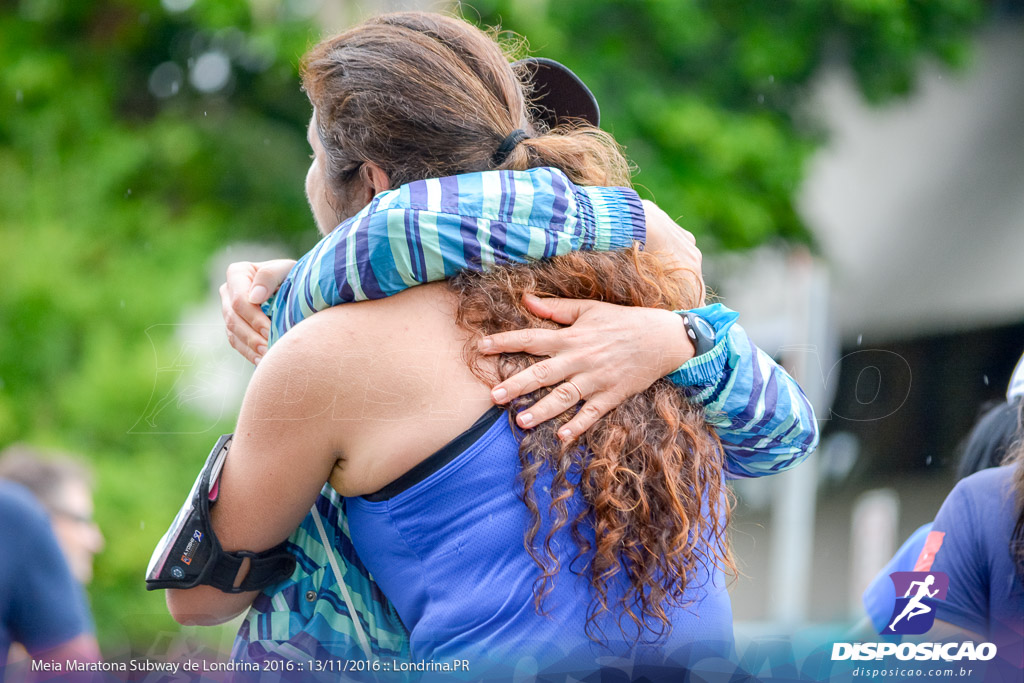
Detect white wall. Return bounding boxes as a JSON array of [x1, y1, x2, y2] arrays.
[[798, 23, 1024, 344]]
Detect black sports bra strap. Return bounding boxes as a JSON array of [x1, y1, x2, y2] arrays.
[[363, 406, 505, 502]]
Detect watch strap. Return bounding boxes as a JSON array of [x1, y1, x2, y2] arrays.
[[666, 304, 740, 388]]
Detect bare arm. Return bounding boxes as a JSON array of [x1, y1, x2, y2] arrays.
[[168, 287, 489, 625], [166, 318, 344, 625]]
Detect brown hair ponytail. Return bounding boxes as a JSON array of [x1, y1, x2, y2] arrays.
[[493, 124, 632, 187], [302, 12, 631, 195]]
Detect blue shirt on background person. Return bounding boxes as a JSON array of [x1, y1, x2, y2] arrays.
[[930, 466, 1024, 675], [861, 397, 1021, 638], [0, 481, 94, 671]]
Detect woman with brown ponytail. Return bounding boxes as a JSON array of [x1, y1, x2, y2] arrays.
[[165, 11, 819, 675]]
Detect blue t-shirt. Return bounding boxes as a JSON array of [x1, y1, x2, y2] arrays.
[[862, 523, 933, 634], [345, 413, 733, 677], [930, 466, 1024, 671], [0, 482, 91, 669]]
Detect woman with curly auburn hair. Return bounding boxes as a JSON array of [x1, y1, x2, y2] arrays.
[[446, 248, 733, 647], [338, 247, 735, 668]]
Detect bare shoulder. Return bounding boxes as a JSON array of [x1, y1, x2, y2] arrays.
[[274, 283, 461, 355], [251, 284, 483, 423]]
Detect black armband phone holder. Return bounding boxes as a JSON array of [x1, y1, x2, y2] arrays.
[[145, 434, 296, 592]]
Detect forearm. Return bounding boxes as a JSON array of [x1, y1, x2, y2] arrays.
[[266, 168, 645, 345], [166, 586, 257, 626], [668, 306, 819, 478]]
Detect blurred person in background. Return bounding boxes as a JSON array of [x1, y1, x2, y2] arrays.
[[859, 396, 1022, 635], [1008, 349, 1024, 403], [0, 446, 105, 586], [923, 397, 1024, 679], [0, 446, 102, 673]]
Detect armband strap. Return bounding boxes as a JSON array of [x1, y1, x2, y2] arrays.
[[145, 434, 296, 592]]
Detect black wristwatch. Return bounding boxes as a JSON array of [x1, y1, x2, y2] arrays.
[[678, 311, 716, 357]]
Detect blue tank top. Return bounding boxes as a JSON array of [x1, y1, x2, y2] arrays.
[[345, 411, 734, 675]]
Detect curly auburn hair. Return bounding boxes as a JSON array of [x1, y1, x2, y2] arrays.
[[449, 246, 735, 643]]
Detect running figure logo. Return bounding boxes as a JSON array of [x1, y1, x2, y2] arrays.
[[882, 571, 949, 635]]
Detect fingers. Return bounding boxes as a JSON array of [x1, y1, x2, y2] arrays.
[[220, 259, 296, 365], [477, 297, 597, 355], [641, 200, 706, 304], [222, 262, 273, 365], [520, 294, 594, 325], [477, 326, 565, 357], [515, 377, 586, 430], [513, 380, 618, 443], [220, 282, 267, 365], [249, 259, 296, 304], [642, 199, 696, 243], [491, 356, 573, 404], [556, 394, 618, 441]]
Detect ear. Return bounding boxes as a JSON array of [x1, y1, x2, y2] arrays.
[[361, 162, 391, 196]]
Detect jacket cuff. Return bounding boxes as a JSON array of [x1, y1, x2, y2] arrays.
[[666, 303, 740, 387], [576, 185, 646, 251]]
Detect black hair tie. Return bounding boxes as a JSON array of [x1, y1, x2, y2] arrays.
[[492, 129, 528, 165]]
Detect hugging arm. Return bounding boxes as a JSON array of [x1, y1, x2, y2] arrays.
[[220, 172, 817, 474], [220, 168, 642, 361], [480, 202, 819, 476], [165, 325, 343, 625]]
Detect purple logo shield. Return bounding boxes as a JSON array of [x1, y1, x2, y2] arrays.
[[881, 571, 949, 635]]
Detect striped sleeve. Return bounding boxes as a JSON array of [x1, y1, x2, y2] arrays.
[[266, 168, 644, 345], [668, 304, 819, 478]]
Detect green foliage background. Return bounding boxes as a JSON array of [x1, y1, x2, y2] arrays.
[[1, 0, 318, 653], [1, 0, 984, 654], [472, 0, 982, 249]]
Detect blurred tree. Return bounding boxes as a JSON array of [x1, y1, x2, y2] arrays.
[[470, 0, 984, 249], [0, 0, 318, 652]]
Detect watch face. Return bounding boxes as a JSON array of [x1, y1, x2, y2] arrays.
[[693, 316, 715, 341], [683, 313, 716, 357]]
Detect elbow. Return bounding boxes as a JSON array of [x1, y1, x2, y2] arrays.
[[802, 406, 821, 457], [165, 589, 220, 626], [794, 415, 821, 462], [166, 587, 249, 627], [723, 421, 820, 479], [788, 391, 821, 464], [782, 417, 821, 471]]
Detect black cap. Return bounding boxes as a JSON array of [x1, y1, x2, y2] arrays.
[[513, 57, 601, 129]]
